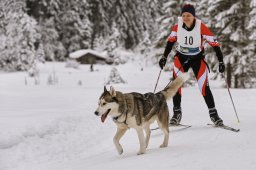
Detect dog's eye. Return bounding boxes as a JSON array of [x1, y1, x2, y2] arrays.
[[102, 102, 107, 106]]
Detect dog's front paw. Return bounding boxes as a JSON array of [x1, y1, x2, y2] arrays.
[[160, 143, 168, 148], [137, 150, 145, 155], [117, 148, 123, 155], [114, 142, 124, 155]]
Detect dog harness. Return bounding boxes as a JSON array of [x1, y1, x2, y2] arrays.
[[112, 111, 128, 125], [112, 95, 131, 125]]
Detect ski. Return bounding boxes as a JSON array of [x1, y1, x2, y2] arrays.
[[207, 123, 240, 132], [151, 123, 191, 131]]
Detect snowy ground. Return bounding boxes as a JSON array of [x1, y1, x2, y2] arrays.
[[0, 62, 255, 170]]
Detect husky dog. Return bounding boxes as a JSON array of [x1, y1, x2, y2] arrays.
[[94, 73, 188, 155]]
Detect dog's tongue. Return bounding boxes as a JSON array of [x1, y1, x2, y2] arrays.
[[101, 113, 107, 123]]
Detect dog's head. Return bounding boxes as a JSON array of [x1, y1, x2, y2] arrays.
[[95, 86, 120, 123]]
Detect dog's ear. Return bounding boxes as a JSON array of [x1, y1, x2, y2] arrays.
[[109, 86, 116, 97], [104, 86, 107, 92]]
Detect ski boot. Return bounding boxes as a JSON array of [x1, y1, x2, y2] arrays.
[[209, 108, 223, 126], [170, 107, 182, 125]]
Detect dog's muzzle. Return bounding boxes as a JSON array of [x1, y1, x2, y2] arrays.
[[94, 109, 111, 123]]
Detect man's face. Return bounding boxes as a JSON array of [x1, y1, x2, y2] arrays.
[[182, 12, 195, 28]]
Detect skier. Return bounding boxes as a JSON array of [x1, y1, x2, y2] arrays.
[[159, 4, 225, 126]]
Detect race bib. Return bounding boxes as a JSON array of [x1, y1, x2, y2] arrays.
[[177, 17, 201, 49]]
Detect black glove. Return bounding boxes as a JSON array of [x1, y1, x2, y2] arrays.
[[159, 57, 167, 69], [219, 62, 225, 73]]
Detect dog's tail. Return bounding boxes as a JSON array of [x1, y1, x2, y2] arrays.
[[161, 73, 189, 100]]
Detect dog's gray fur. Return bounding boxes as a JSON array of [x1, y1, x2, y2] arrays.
[[95, 73, 188, 155]]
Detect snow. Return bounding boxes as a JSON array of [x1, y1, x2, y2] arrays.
[[252, 0, 256, 7], [69, 49, 107, 59], [0, 62, 256, 170]]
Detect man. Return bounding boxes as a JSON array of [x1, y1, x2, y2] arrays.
[[159, 4, 225, 126]]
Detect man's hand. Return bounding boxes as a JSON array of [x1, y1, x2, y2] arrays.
[[219, 62, 225, 73], [159, 57, 167, 69]]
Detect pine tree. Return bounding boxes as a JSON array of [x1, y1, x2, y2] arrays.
[[26, 0, 64, 61], [248, 0, 256, 41], [26, 0, 92, 60], [108, 0, 159, 49], [106, 67, 126, 85], [0, 0, 40, 71], [39, 17, 64, 61], [23, 0, 161, 60], [87, 0, 112, 49], [207, 0, 252, 88], [155, 0, 183, 47], [247, 0, 256, 87], [57, 0, 92, 53]]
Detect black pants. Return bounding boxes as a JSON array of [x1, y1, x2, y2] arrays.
[[172, 53, 215, 109]]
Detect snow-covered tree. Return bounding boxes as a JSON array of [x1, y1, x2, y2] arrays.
[[247, 0, 256, 87], [108, 0, 159, 49], [57, 0, 92, 53], [24, 0, 161, 60], [26, 0, 63, 61], [87, 0, 112, 49], [105, 67, 126, 85], [0, 0, 40, 71], [37, 18, 64, 61], [207, 0, 253, 88], [26, 0, 92, 60], [155, 0, 183, 47]]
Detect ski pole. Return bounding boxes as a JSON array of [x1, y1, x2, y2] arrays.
[[153, 70, 162, 93], [224, 75, 240, 123]]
